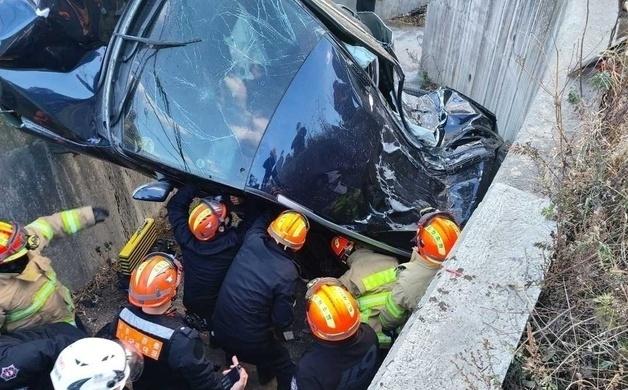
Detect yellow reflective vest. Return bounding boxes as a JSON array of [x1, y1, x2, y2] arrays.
[[0, 207, 96, 333], [340, 248, 442, 348]]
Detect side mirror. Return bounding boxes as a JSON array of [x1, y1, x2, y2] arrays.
[[132, 180, 174, 202]]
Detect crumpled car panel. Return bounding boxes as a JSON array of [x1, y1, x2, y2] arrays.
[[0, 0, 123, 71], [247, 37, 504, 243]]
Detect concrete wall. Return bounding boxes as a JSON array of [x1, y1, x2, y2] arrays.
[[371, 0, 619, 388], [335, 0, 428, 20], [421, 0, 567, 142], [0, 121, 158, 290]]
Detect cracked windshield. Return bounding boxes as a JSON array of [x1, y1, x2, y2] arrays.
[[121, 0, 324, 187]]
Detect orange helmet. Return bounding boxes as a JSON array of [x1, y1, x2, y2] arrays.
[[267, 210, 309, 251], [0, 220, 38, 264], [305, 278, 360, 342], [188, 199, 228, 241], [330, 236, 355, 263], [415, 208, 460, 262], [129, 253, 181, 308]]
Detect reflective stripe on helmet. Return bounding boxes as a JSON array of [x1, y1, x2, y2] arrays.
[[267, 211, 309, 250], [60, 210, 81, 234], [119, 307, 175, 340], [128, 288, 177, 304], [6, 272, 58, 324], [27, 219, 55, 241], [361, 268, 397, 292], [357, 291, 390, 310], [310, 293, 337, 329], [425, 225, 446, 256], [2, 247, 28, 263]]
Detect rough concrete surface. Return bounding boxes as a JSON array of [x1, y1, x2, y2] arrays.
[[0, 121, 159, 290], [421, 0, 567, 142], [371, 184, 553, 389], [371, 0, 619, 388]]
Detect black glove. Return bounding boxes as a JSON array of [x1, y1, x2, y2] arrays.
[[93, 207, 110, 223]]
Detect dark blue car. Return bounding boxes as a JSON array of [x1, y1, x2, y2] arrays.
[[0, 0, 504, 257]]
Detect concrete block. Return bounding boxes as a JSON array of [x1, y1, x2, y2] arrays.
[[0, 127, 159, 290], [372, 0, 619, 388], [370, 183, 554, 389]]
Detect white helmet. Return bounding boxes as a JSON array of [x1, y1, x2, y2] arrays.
[[50, 338, 143, 390]]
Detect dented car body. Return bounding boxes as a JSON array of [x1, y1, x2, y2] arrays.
[[0, 0, 504, 257]]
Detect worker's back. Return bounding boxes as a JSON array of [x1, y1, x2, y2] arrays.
[[212, 215, 299, 345], [104, 306, 222, 390], [294, 323, 379, 390]]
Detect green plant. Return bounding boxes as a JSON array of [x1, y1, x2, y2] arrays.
[[591, 71, 613, 90], [567, 89, 581, 104]]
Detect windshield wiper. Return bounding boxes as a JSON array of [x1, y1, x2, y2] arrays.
[[109, 34, 201, 126], [114, 34, 202, 49]]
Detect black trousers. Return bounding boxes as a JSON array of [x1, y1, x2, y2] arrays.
[[222, 339, 295, 390]]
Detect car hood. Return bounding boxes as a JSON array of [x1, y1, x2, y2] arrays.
[[247, 37, 504, 243]]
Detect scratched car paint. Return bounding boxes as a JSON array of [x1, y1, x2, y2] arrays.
[[0, 0, 505, 256]]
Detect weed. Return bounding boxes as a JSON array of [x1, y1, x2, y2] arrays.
[[591, 71, 613, 90], [567, 89, 581, 105], [505, 47, 628, 390]]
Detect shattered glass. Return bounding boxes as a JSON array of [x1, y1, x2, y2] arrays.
[[117, 0, 325, 187]]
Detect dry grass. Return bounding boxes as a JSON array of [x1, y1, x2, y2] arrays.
[[391, 6, 427, 27], [505, 50, 628, 389]]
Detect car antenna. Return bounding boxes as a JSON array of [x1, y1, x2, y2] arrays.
[[114, 34, 202, 49]]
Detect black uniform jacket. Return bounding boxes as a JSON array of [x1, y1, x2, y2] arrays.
[[167, 185, 247, 318], [100, 306, 223, 390], [212, 213, 299, 346], [0, 322, 86, 390], [294, 324, 379, 390]]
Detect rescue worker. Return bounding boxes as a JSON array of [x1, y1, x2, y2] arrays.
[[334, 208, 461, 347], [212, 210, 310, 390], [0, 322, 87, 390], [292, 278, 379, 390], [0, 206, 108, 333], [50, 337, 143, 390], [167, 184, 248, 330], [99, 252, 248, 390]]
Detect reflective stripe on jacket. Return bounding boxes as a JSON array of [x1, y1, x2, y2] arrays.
[[345, 248, 443, 347], [0, 207, 95, 333], [338, 248, 398, 296], [108, 306, 223, 390]]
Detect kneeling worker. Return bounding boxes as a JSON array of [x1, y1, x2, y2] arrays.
[[0, 206, 108, 333], [293, 278, 379, 390], [100, 252, 248, 390], [333, 208, 461, 347]]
